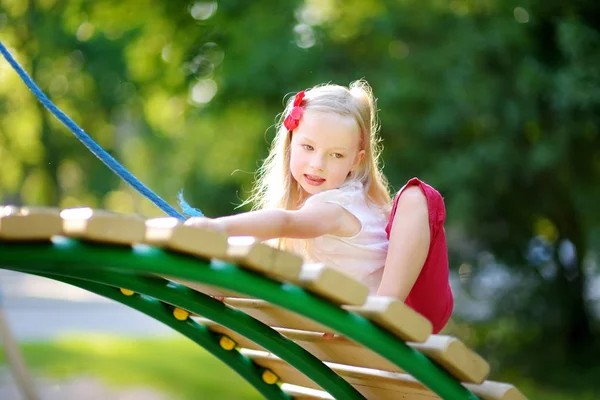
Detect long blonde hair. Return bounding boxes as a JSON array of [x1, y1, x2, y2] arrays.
[[244, 79, 391, 216]]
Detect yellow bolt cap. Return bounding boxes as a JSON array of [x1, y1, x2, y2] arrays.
[[173, 308, 189, 321], [219, 336, 236, 351], [120, 288, 134, 296], [262, 369, 278, 385]]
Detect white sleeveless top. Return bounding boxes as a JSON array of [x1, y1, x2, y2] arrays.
[[288, 181, 389, 294]]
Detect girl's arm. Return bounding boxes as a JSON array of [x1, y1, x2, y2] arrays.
[[377, 186, 430, 300], [185, 202, 358, 241]]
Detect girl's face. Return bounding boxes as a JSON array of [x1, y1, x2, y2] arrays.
[[290, 110, 365, 197]]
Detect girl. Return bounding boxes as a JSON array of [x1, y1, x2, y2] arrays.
[[185, 80, 453, 333]]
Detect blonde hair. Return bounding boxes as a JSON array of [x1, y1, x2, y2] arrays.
[[244, 79, 391, 220]]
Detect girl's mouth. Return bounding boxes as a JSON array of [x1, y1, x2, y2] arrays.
[[304, 174, 326, 186]]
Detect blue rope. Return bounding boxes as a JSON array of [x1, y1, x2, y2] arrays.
[[177, 191, 204, 217], [0, 41, 203, 219]]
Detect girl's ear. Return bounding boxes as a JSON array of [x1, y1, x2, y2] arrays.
[[353, 150, 366, 170]]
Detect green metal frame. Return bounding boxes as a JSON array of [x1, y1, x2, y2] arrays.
[[0, 238, 479, 400], [29, 271, 291, 400], [6, 267, 365, 399]]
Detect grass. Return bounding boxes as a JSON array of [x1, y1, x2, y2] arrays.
[[2, 335, 598, 400], [0, 334, 262, 399]]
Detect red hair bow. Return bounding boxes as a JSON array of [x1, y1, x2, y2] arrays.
[[283, 91, 305, 131]]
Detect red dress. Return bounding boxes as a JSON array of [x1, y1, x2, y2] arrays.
[[385, 178, 454, 333]]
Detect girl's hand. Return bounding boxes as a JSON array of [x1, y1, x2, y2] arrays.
[[184, 217, 225, 233]]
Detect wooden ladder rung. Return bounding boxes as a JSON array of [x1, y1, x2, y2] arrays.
[[223, 297, 331, 333], [195, 317, 401, 373], [289, 263, 369, 306], [146, 223, 367, 306], [226, 236, 303, 281], [146, 218, 245, 297], [280, 384, 334, 400], [409, 335, 489, 384], [240, 349, 436, 399], [225, 238, 370, 306], [463, 381, 528, 400], [195, 318, 487, 384], [60, 207, 145, 245], [0, 206, 62, 241], [169, 278, 248, 299], [145, 217, 229, 260], [344, 296, 432, 343], [241, 349, 526, 400]]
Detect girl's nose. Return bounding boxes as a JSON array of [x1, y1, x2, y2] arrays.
[[310, 154, 326, 170]]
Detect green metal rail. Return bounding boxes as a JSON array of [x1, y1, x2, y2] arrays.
[[24, 271, 291, 400], [0, 238, 479, 400], [6, 266, 365, 400]]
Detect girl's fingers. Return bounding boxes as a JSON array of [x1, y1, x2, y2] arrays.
[[184, 217, 208, 226]]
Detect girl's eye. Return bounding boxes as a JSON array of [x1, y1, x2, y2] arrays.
[[303, 145, 314, 151], [332, 153, 343, 159]]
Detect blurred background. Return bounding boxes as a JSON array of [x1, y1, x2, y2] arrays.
[[0, 0, 599, 399]]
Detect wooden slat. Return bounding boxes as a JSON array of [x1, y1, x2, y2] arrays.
[[195, 318, 487, 384], [410, 335, 489, 384], [60, 207, 145, 245], [145, 217, 241, 298], [464, 381, 527, 400], [226, 236, 303, 281], [148, 229, 367, 305], [0, 206, 62, 241], [280, 384, 334, 400], [280, 382, 526, 400], [281, 381, 525, 400], [242, 350, 526, 400], [344, 296, 432, 343], [145, 218, 248, 298], [169, 278, 248, 299], [194, 317, 401, 373], [222, 298, 331, 333], [290, 263, 368, 306], [240, 349, 438, 399], [145, 217, 229, 260]]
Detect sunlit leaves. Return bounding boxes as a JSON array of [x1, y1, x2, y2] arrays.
[[21, 168, 52, 204], [143, 91, 186, 135], [0, 147, 22, 191], [2, 0, 29, 17], [2, 105, 43, 164]]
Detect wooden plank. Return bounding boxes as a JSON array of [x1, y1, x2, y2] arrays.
[[0, 206, 62, 241], [145, 218, 249, 298], [344, 296, 432, 343], [463, 381, 527, 400], [410, 335, 489, 384], [290, 263, 368, 306], [242, 350, 526, 400], [195, 317, 401, 373], [60, 207, 145, 245], [145, 217, 229, 260], [226, 236, 303, 281], [239, 349, 438, 400], [194, 318, 486, 385], [223, 298, 331, 333], [280, 384, 334, 400], [167, 278, 248, 299], [282, 381, 527, 400], [155, 232, 366, 306]]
